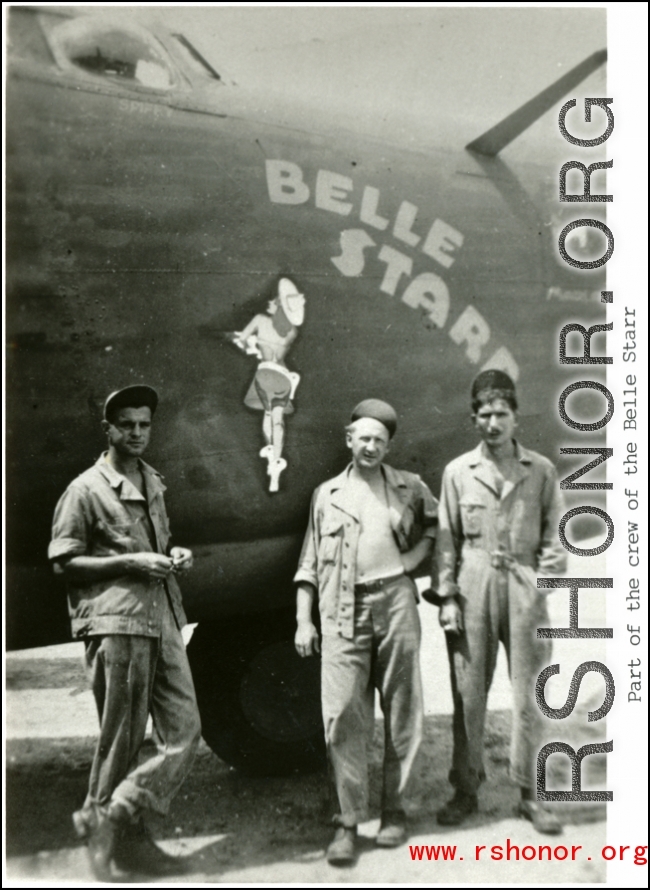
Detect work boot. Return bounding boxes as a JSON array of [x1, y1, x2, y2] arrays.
[[72, 807, 96, 840], [517, 800, 563, 835], [114, 818, 191, 876], [436, 791, 478, 826], [86, 809, 123, 882], [326, 826, 357, 866], [376, 809, 407, 847]]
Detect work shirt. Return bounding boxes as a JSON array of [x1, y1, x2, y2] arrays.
[[48, 454, 187, 638], [294, 463, 438, 639], [436, 441, 566, 601]]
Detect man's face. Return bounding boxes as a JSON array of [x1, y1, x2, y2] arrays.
[[473, 397, 517, 448], [346, 417, 390, 469], [104, 406, 152, 459]]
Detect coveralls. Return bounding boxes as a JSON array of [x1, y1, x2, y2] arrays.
[[49, 454, 201, 827], [295, 463, 438, 825], [436, 441, 566, 793]]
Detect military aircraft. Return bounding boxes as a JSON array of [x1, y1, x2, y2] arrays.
[[6, 6, 608, 775]]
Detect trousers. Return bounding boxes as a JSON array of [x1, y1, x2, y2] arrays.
[[80, 595, 202, 824], [446, 561, 552, 793], [321, 575, 423, 826]]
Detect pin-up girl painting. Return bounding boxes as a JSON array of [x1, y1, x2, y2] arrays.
[[232, 278, 305, 492]]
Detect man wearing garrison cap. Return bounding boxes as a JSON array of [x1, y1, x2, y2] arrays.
[[435, 370, 566, 834], [294, 399, 438, 864], [49, 385, 201, 879]]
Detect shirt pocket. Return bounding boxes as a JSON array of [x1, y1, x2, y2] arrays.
[[318, 520, 344, 565], [94, 518, 136, 553], [459, 496, 487, 538]]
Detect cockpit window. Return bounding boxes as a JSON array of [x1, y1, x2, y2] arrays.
[[48, 17, 176, 90]]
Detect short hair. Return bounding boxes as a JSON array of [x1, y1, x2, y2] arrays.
[[105, 401, 153, 425], [472, 387, 518, 414], [344, 419, 390, 439], [470, 370, 517, 414]]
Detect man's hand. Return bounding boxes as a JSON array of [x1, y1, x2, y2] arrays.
[[130, 553, 174, 581], [170, 546, 194, 574], [439, 598, 463, 634], [295, 621, 320, 657], [400, 537, 433, 575]]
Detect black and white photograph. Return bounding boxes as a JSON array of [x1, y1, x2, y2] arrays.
[[4, 3, 647, 885]]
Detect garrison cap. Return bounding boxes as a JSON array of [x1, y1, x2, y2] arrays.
[[350, 399, 398, 438], [471, 370, 516, 399], [103, 385, 158, 421]]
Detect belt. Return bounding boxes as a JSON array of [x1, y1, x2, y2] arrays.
[[489, 550, 534, 571], [354, 571, 405, 594], [490, 550, 516, 570]]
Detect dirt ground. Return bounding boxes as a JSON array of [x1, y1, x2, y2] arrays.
[[5, 575, 609, 883], [6, 693, 606, 883]]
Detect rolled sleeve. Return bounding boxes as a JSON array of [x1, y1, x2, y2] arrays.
[[48, 484, 89, 562], [293, 493, 319, 589], [419, 478, 439, 540]]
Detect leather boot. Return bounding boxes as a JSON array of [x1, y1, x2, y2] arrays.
[[326, 826, 357, 866], [517, 800, 563, 835], [86, 810, 122, 882], [437, 791, 478, 826], [376, 810, 407, 847]]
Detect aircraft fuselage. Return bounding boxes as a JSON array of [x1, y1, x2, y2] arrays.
[[6, 13, 605, 649]]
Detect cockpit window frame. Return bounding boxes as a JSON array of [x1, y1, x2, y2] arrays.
[[171, 33, 221, 82]]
